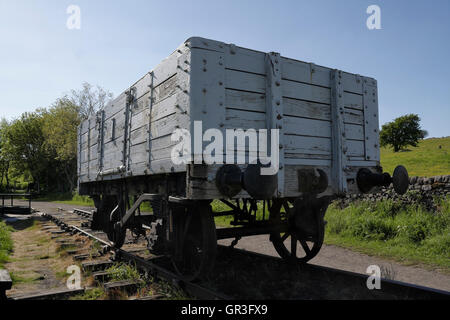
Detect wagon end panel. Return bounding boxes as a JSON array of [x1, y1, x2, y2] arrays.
[[185, 37, 381, 199]]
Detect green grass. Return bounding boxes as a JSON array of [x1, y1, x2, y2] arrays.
[[105, 262, 144, 284], [324, 197, 450, 270], [0, 221, 13, 268], [34, 192, 155, 212], [380, 137, 450, 177], [70, 288, 106, 300], [213, 200, 271, 227], [212, 197, 450, 270], [32, 192, 94, 206], [10, 272, 43, 285]]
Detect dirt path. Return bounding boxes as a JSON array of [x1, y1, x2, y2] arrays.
[[16, 200, 450, 292], [2, 214, 75, 298]]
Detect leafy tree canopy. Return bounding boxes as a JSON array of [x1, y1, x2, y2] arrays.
[[1, 82, 113, 192], [380, 114, 427, 152]]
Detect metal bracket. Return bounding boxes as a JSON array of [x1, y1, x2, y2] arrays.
[[118, 193, 163, 228], [265, 52, 284, 197], [97, 110, 105, 173], [168, 196, 194, 206], [362, 77, 380, 161], [123, 87, 135, 172], [330, 70, 347, 194], [87, 118, 91, 180], [77, 125, 82, 186], [147, 72, 155, 170]]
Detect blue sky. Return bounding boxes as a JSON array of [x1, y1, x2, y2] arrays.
[[0, 0, 449, 137]]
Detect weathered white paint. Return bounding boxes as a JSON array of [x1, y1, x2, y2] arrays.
[[78, 37, 380, 199]]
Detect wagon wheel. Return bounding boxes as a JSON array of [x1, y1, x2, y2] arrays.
[[171, 202, 217, 281], [269, 198, 328, 263], [106, 197, 126, 248], [91, 196, 103, 231]]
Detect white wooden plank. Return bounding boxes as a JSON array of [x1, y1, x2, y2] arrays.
[[225, 90, 363, 125], [225, 89, 266, 113], [188, 37, 363, 94], [343, 92, 363, 110], [284, 135, 331, 155], [282, 79, 330, 104], [345, 123, 364, 141]]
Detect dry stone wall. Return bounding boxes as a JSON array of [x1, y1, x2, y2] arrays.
[[339, 175, 450, 211]]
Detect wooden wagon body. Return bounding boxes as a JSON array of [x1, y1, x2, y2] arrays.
[[78, 37, 381, 200]]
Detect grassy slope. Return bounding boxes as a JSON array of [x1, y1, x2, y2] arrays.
[[380, 137, 450, 177], [324, 197, 450, 271], [326, 137, 450, 270]]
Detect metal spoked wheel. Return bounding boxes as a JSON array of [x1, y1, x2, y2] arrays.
[[269, 197, 328, 263], [171, 202, 217, 281]]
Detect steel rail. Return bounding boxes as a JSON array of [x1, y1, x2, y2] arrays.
[[40, 210, 229, 300], [41, 210, 449, 300], [219, 245, 450, 300]]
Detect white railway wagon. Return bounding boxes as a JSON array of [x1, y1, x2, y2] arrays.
[[77, 37, 408, 280]]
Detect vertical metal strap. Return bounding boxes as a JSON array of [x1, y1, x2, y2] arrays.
[[127, 98, 132, 172], [362, 77, 380, 161], [121, 88, 136, 174], [330, 70, 347, 194], [97, 110, 105, 173], [265, 52, 284, 197], [77, 124, 82, 185], [123, 92, 131, 171], [87, 118, 91, 180], [147, 72, 154, 171]]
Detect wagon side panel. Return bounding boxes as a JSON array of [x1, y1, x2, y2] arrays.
[[79, 45, 192, 188]]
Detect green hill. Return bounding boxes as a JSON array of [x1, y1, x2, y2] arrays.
[[380, 137, 450, 177]]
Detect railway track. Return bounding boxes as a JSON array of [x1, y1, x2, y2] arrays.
[[219, 245, 449, 299], [10, 207, 450, 300], [29, 208, 229, 300]]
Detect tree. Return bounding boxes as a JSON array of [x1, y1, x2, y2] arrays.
[[0, 118, 11, 190], [2, 112, 47, 192], [380, 114, 427, 152], [70, 82, 113, 119], [42, 98, 81, 191], [0, 82, 113, 193]]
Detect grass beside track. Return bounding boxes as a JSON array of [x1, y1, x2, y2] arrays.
[[71, 262, 188, 300], [214, 197, 450, 271], [380, 137, 450, 177], [31, 192, 94, 206], [324, 197, 450, 271], [0, 221, 13, 268]]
